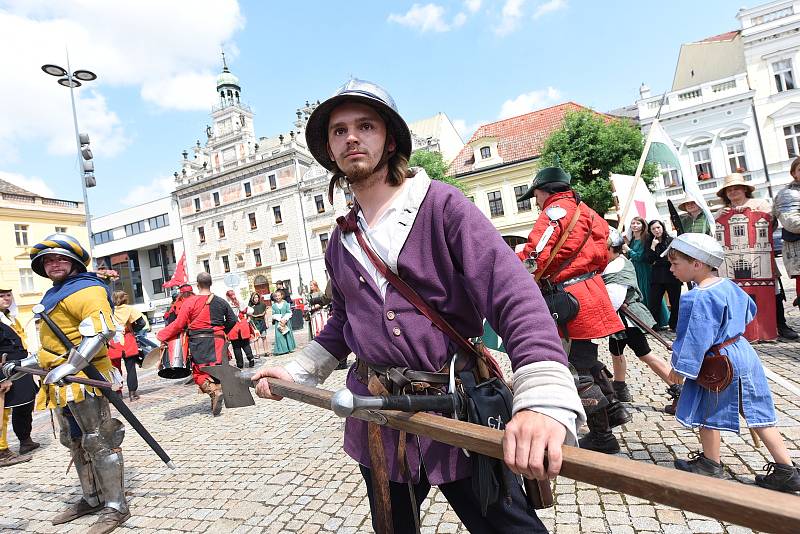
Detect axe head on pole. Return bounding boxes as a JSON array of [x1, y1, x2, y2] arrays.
[[202, 364, 256, 409]]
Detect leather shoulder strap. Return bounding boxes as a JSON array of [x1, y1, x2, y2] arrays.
[[353, 227, 483, 362], [535, 203, 582, 282]]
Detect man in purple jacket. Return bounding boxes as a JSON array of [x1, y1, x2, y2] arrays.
[[253, 79, 584, 533]]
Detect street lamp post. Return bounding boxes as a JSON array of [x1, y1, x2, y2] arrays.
[[41, 53, 98, 264]]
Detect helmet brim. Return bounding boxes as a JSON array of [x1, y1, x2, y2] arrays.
[[31, 249, 88, 278], [305, 94, 412, 172]]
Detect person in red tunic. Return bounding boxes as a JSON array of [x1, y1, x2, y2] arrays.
[[516, 166, 629, 454], [157, 273, 236, 416], [163, 284, 194, 325], [225, 289, 256, 369]]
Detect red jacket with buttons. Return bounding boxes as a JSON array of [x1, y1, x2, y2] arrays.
[[517, 190, 623, 340]]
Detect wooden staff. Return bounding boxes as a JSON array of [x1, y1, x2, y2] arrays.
[[619, 304, 672, 350], [262, 377, 798, 534]]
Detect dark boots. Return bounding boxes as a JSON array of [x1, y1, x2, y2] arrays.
[[664, 384, 682, 415], [18, 438, 40, 455], [579, 410, 620, 454], [755, 462, 800, 493], [612, 380, 632, 402], [674, 452, 725, 478]]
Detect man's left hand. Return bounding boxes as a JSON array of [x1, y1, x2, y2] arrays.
[[502, 410, 566, 480]]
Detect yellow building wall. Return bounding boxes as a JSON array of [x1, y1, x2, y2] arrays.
[[459, 159, 541, 241], [0, 199, 88, 331]]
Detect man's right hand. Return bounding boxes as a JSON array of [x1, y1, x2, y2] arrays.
[[252, 366, 294, 400]]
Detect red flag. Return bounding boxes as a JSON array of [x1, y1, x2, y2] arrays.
[[162, 252, 187, 288]]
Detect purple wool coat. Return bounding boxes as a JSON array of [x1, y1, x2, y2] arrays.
[[315, 173, 567, 485]]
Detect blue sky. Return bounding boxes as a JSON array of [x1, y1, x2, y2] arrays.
[[0, 0, 744, 217]]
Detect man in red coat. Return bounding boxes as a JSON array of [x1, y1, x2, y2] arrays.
[[158, 273, 236, 415], [517, 166, 629, 454]]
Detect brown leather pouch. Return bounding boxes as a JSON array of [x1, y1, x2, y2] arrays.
[[695, 336, 737, 393]]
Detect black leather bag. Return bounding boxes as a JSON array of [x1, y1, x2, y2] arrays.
[[540, 280, 580, 327], [458, 370, 515, 516]]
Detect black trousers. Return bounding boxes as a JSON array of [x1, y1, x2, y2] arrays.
[[11, 402, 34, 442], [648, 282, 682, 330], [123, 357, 139, 392], [359, 464, 546, 534], [231, 339, 254, 368]]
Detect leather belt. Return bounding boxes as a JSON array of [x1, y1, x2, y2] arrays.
[[355, 357, 467, 395]]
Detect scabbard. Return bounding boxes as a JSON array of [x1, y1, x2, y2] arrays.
[[367, 421, 394, 534]]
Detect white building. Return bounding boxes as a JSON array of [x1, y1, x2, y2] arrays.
[[408, 112, 464, 163], [92, 196, 184, 320], [172, 58, 351, 300], [636, 0, 800, 219], [738, 1, 800, 185], [637, 31, 766, 215]]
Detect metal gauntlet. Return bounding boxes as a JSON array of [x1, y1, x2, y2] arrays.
[[1, 353, 40, 382], [44, 312, 115, 385]]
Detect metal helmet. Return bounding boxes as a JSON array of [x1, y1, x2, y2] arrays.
[[29, 233, 91, 278], [304, 79, 412, 172], [608, 227, 625, 248], [661, 233, 724, 269]]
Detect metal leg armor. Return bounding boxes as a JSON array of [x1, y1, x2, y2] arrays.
[[56, 407, 101, 507], [68, 394, 129, 515]]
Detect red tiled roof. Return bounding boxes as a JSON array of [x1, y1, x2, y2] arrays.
[[448, 102, 602, 176], [699, 30, 739, 43]]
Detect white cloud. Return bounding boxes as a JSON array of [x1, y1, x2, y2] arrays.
[[388, 4, 451, 32], [0, 171, 56, 197], [455, 85, 562, 140], [533, 0, 567, 19], [494, 0, 526, 36], [140, 72, 219, 112], [120, 175, 176, 206], [465, 0, 482, 13], [388, 2, 484, 33], [452, 119, 488, 142], [0, 1, 245, 162], [499, 87, 562, 118]]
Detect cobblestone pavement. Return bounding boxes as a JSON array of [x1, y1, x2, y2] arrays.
[[1, 288, 799, 533]]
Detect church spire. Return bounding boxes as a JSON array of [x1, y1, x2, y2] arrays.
[[216, 48, 241, 108]]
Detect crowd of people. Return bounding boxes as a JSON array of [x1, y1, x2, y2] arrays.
[[1, 78, 799, 534]]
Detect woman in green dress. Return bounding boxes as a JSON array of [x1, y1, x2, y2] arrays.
[[626, 217, 669, 327], [271, 290, 296, 355]]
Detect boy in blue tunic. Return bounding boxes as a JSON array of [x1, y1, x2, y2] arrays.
[[664, 233, 799, 493]]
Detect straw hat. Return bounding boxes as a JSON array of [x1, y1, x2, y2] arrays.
[[716, 173, 754, 199]]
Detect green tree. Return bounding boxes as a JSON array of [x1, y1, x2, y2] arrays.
[[538, 110, 659, 215], [409, 150, 467, 194]]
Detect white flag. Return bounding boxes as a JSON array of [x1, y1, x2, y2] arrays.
[[646, 119, 715, 228]]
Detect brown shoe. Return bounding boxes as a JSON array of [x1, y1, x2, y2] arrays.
[[210, 384, 224, 416], [51, 498, 104, 525], [0, 448, 31, 467], [18, 438, 40, 455], [86, 507, 131, 534]]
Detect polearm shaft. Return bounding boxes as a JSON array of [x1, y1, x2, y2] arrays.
[[9, 366, 111, 389], [619, 303, 673, 350], [35, 306, 175, 468], [263, 377, 799, 534]]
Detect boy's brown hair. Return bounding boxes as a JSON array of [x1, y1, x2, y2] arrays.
[[667, 247, 714, 269]]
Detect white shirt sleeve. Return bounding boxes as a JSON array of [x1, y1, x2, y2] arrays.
[[606, 283, 627, 311]]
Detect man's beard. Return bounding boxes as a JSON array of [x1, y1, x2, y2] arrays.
[[344, 159, 376, 184]]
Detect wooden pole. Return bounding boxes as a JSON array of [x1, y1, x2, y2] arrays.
[[265, 377, 800, 534], [618, 120, 656, 233]]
